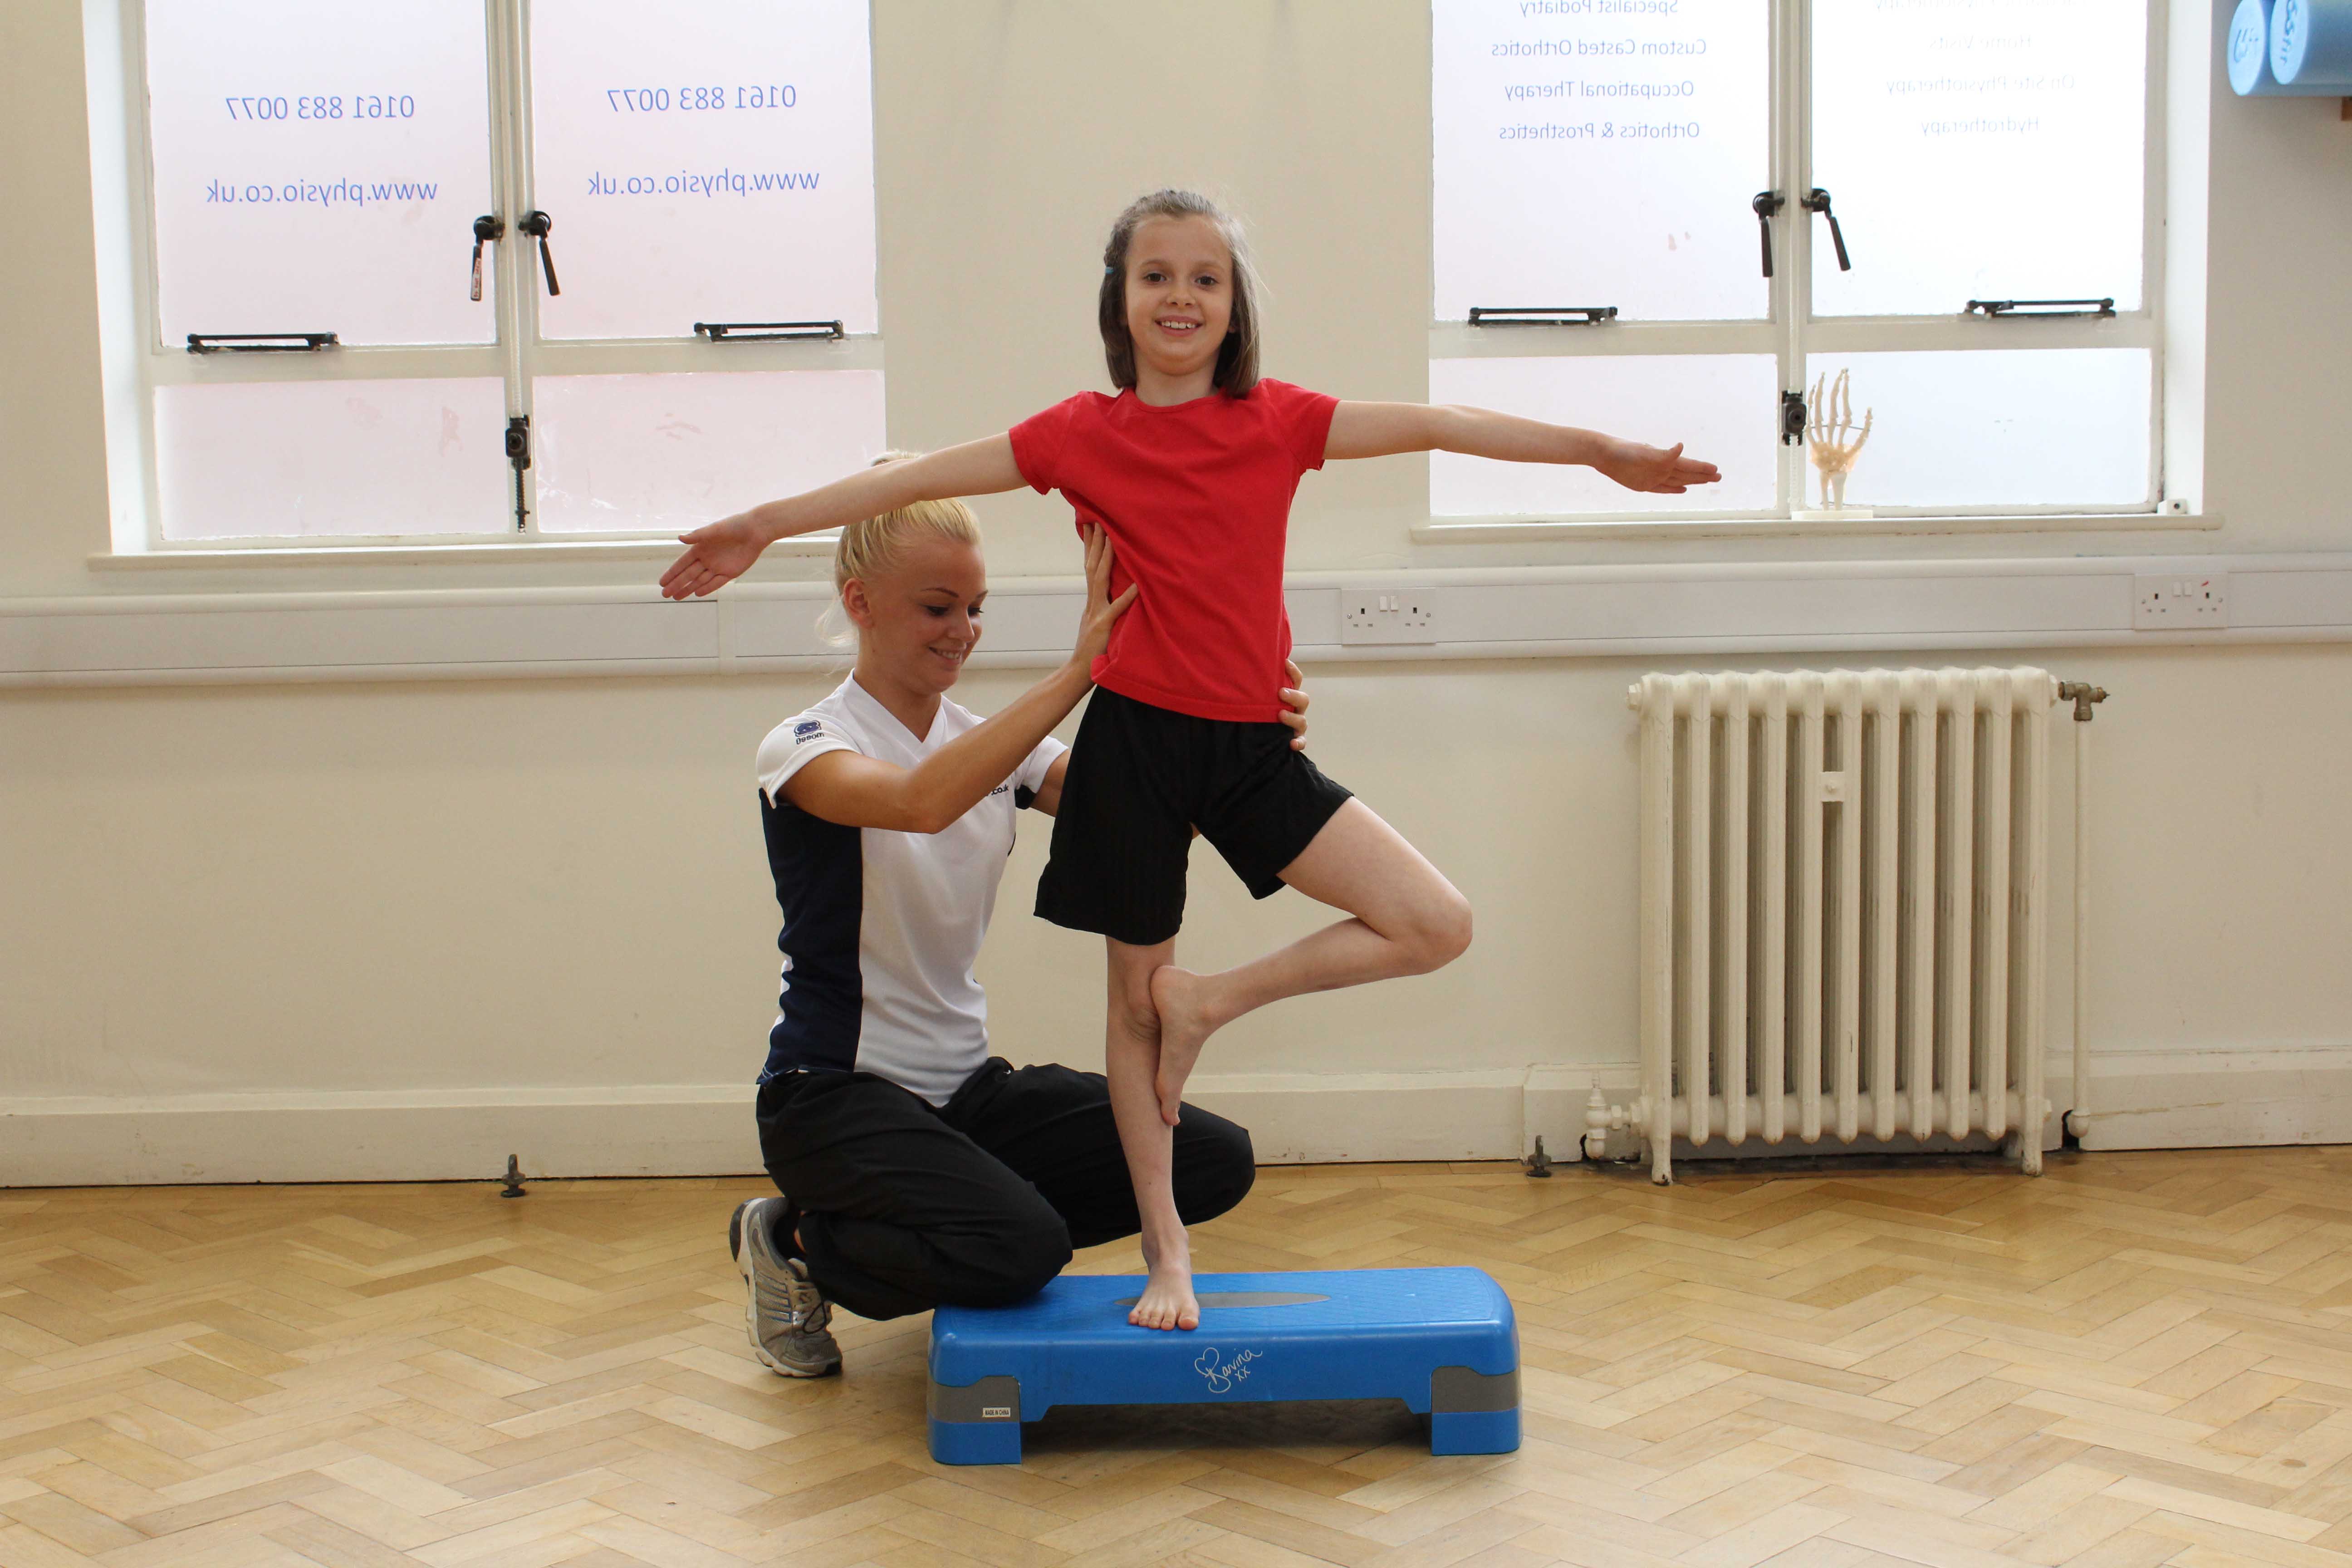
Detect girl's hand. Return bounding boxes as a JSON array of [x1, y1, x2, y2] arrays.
[[1278, 659, 1310, 750], [660, 512, 769, 600], [1072, 525, 1140, 670], [1595, 438, 1722, 495]]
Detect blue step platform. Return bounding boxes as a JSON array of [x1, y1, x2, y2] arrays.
[[926, 1266, 1519, 1465]]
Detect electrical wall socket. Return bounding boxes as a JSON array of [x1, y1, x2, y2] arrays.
[[1338, 588, 1438, 645], [2132, 572, 2229, 630]]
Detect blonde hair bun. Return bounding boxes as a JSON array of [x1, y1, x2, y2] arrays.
[[815, 452, 982, 650]]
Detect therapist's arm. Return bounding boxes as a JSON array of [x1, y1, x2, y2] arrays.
[[781, 528, 1132, 835], [1026, 661, 1312, 818]]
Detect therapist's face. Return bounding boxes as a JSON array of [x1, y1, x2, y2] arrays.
[[844, 534, 987, 696]]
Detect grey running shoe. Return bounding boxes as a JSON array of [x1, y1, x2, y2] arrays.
[[729, 1196, 841, 1377]]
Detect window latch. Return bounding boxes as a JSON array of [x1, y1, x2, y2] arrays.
[[1751, 191, 1784, 278], [1800, 188, 1851, 271], [186, 332, 338, 354], [470, 215, 504, 303], [518, 211, 560, 297], [1965, 298, 2116, 318], [1781, 389, 1807, 446], [1466, 306, 1618, 326], [693, 320, 846, 342], [505, 414, 531, 533]]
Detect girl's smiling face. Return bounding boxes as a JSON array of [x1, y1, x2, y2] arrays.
[[1122, 215, 1235, 397]]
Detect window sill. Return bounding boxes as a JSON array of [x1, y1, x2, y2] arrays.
[[86, 534, 838, 571], [1412, 511, 2221, 545], [89, 513, 2219, 569]]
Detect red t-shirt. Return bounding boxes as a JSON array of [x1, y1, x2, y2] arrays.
[[1009, 379, 1339, 724]]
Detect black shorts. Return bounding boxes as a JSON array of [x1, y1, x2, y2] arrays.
[[1035, 686, 1354, 947]]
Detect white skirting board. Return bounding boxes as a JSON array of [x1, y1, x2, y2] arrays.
[[0, 1087, 762, 1187], [7, 1049, 2349, 1185], [2068, 1045, 2352, 1151]]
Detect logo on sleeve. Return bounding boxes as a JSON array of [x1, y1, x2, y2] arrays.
[[793, 720, 823, 744]]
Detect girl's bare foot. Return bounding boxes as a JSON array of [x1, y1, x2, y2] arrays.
[[1129, 1231, 1199, 1331], [1148, 965, 1220, 1126]]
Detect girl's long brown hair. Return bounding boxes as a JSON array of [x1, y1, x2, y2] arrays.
[[1097, 189, 1261, 397]]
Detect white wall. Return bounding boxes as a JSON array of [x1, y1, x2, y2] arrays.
[[5, 0, 2351, 1181]]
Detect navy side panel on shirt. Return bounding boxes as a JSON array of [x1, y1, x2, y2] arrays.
[[758, 789, 863, 1082]]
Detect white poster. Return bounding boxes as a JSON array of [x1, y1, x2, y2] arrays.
[[1434, 0, 1770, 323], [1811, 0, 2146, 317], [144, 0, 497, 347], [528, 0, 879, 340]]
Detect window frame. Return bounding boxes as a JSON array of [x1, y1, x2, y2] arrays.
[[110, 0, 884, 554], [1425, 0, 2173, 529]]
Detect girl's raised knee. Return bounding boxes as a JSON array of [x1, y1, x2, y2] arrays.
[[1405, 892, 1473, 973]]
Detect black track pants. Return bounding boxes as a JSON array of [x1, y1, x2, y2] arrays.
[[753, 1057, 1257, 1322]]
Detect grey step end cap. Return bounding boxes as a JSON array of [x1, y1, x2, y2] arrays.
[[929, 1375, 1021, 1422], [1431, 1365, 1519, 1413]]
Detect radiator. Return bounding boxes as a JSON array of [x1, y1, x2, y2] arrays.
[[1590, 668, 2058, 1184]]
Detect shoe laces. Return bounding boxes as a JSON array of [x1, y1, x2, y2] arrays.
[[755, 1255, 832, 1337]]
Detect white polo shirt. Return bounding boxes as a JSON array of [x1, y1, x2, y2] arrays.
[[754, 676, 1065, 1105]]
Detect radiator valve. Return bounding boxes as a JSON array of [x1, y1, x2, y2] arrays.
[[2057, 680, 2108, 722], [1583, 1080, 1639, 1162]]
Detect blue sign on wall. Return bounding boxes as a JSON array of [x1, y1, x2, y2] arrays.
[[2269, 0, 2352, 88], [2229, 0, 2352, 93]]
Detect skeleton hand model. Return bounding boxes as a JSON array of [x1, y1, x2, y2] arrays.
[[1806, 369, 1874, 510]]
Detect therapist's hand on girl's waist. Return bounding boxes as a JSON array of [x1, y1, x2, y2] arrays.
[[1070, 525, 1139, 675], [1279, 659, 1310, 750]]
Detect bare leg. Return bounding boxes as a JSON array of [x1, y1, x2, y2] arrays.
[[1105, 937, 1199, 1331], [1150, 800, 1472, 1122]]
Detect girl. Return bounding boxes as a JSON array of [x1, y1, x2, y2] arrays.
[[665, 188, 1720, 1332], [735, 470, 1308, 1374]]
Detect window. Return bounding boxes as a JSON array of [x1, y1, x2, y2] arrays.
[[1430, 0, 2161, 524], [122, 0, 885, 548]]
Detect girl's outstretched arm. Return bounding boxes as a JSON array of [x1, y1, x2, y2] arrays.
[[1324, 402, 1721, 494], [660, 434, 1025, 600]]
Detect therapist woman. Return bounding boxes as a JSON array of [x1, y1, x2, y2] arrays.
[[729, 464, 1305, 1376]]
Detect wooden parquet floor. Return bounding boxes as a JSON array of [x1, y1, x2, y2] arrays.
[[7, 1149, 2352, 1568]]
